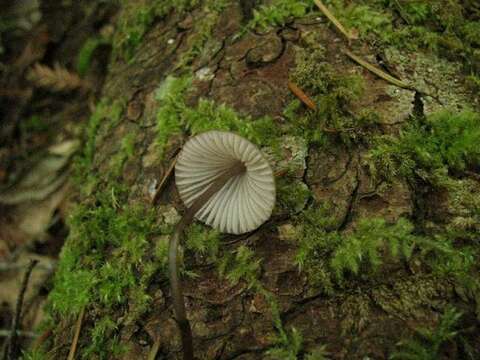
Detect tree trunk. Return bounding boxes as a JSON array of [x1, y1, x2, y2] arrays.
[[45, 1, 480, 359]]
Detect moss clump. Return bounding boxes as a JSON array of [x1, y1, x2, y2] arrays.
[[367, 110, 480, 181], [83, 316, 126, 359], [76, 36, 110, 77], [266, 325, 304, 360], [330, 218, 415, 278], [288, 47, 376, 147], [73, 98, 126, 194], [113, 0, 198, 62], [295, 206, 416, 292], [155, 75, 192, 158], [263, 287, 329, 359], [49, 186, 159, 315], [391, 306, 463, 360], [185, 223, 221, 263], [109, 130, 137, 177], [276, 179, 311, 215], [155, 75, 282, 159], [186, 99, 281, 146], [176, 0, 229, 69], [218, 245, 262, 289], [47, 173, 170, 358], [324, 1, 480, 75], [249, 0, 312, 30]]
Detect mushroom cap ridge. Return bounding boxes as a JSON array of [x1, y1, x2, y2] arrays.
[[175, 131, 276, 235]]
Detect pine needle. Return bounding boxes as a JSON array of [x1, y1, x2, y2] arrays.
[[288, 81, 316, 110], [67, 307, 85, 360], [313, 0, 357, 41], [343, 49, 412, 89], [27, 63, 90, 92]]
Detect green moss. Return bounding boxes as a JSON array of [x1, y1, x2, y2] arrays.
[[110, 130, 137, 177], [21, 349, 47, 360], [466, 74, 480, 93], [155, 75, 282, 160], [185, 99, 281, 146], [113, 0, 197, 62], [47, 173, 167, 357], [277, 179, 311, 215], [323, 1, 480, 74], [83, 316, 127, 360], [218, 245, 262, 289], [266, 325, 304, 360], [76, 37, 110, 77], [294, 200, 477, 299], [71, 97, 126, 194], [49, 187, 159, 313], [155, 75, 192, 158], [289, 47, 373, 147], [249, 0, 312, 30], [434, 175, 480, 240], [76, 99, 125, 173], [392, 306, 463, 360], [48, 258, 97, 315], [331, 218, 415, 278], [263, 287, 329, 359], [294, 205, 417, 291], [367, 110, 480, 182], [176, 0, 228, 69], [185, 223, 221, 262]]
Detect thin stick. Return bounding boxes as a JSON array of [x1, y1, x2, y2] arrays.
[[169, 161, 246, 360], [67, 307, 85, 360], [288, 81, 316, 110], [3, 259, 38, 360], [152, 155, 178, 205], [313, 0, 356, 41], [343, 49, 412, 89]]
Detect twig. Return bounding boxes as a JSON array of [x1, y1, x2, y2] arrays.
[[343, 49, 412, 89], [152, 155, 178, 205], [27, 63, 91, 92], [67, 307, 85, 360], [3, 259, 38, 360], [288, 81, 316, 110], [313, 0, 356, 41]]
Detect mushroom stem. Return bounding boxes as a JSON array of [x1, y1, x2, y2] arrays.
[[169, 160, 246, 360]]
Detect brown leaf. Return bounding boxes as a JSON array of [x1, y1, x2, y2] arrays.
[[26, 63, 91, 92]]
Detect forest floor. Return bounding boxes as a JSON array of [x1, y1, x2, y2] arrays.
[[0, 0, 115, 357]]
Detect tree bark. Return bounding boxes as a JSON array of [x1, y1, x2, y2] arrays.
[[47, 1, 479, 359]]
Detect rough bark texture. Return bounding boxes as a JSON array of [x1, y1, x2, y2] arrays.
[[45, 1, 480, 359]]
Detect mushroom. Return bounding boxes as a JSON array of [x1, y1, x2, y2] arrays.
[[169, 131, 275, 360]]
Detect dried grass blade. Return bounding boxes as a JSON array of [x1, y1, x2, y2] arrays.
[[27, 63, 90, 92], [67, 306, 85, 360], [343, 49, 412, 89], [313, 0, 356, 41]]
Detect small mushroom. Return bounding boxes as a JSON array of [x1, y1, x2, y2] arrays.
[[168, 131, 275, 360]]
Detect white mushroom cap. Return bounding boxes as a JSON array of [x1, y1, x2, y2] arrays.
[[175, 131, 276, 235]]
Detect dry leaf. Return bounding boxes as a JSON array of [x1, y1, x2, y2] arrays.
[[27, 63, 90, 92], [0, 140, 78, 205]]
